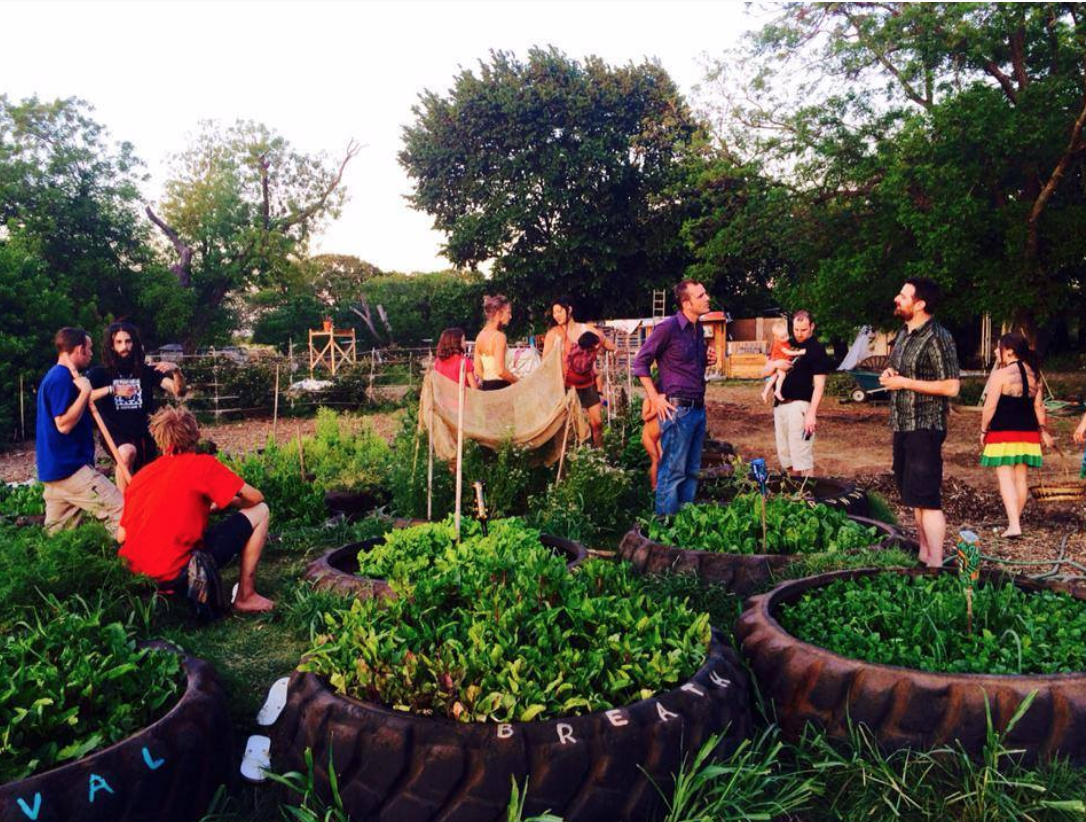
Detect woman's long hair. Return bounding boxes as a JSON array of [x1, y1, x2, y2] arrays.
[[435, 328, 466, 360], [998, 332, 1041, 376], [103, 321, 145, 377]]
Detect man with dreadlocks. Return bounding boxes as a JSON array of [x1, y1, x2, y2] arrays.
[[88, 322, 185, 491], [118, 406, 275, 613]]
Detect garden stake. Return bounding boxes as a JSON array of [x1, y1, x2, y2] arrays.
[[426, 400, 434, 521], [956, 529, 981, 635], [473, 480, 489, 536], [454, 357, 466, 541], [19, 375, 25, 441], [272, 363, 280, 440], [750, 457, 769, 553], [296, 423, 306, 479]]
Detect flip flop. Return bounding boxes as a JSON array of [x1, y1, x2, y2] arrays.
[[240, 735, 271, 783], [256, 677, 291, 726]]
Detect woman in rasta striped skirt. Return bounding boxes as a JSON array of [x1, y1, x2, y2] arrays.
[[979, 333, 1053, 538]]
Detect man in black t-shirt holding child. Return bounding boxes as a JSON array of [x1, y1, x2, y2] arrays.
[[761, 310, 832, 477], [88, 322, 185, 492]]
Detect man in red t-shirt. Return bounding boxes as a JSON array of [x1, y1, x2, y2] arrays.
[[118, 406, 275, 612]]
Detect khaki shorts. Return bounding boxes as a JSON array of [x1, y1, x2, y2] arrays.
[[43, 465, 123, 536], [774, 400, 814, 472]]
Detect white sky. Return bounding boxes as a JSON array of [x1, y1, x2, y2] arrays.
[[3, 1, 760, 273]]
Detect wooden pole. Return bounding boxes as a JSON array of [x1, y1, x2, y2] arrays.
[[604, 352, 613, 426], [556, 396, 574, 482], [19, 375, 25, 441], [296, 423, 306, 479], [454, 358, 467, 540], [272, 363, 280, 441], [87, 399, 133, 488], [427, 400, 435, 522], [625, 332, 633, 400]]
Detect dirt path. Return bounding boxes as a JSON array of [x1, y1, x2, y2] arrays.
[[705, 383, 1086, 575]]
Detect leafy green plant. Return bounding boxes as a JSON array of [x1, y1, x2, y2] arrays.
[[529, 446, 647, 543], [0, 522, 152, 628], [0, 595, 183, 782], [0, 482, 44, 518], [647, 497, 879, 556], [301, 519, 710, 722], [778, 572, 1086, 675]]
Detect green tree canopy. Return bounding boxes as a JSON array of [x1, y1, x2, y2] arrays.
[[400, 47, 701, 322], [151, 121, 359, 345], [693, 3, 1086, 341]]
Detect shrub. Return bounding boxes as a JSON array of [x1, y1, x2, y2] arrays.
[[529, 446, 646, 543], [0, 523, 151, 628], [0, 595, 183, 782], [301, 519, 710, 722], [0, 482, 44, 518]]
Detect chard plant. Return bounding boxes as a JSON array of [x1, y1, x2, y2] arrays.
[[301, 519, 710, 722]]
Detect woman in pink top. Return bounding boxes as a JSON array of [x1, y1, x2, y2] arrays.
[[433, 328, 480, 388]]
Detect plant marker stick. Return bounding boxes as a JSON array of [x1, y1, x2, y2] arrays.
[[750, 458, 770, 553], [454, 357, 466, 541], [956, 530, 981, 635]]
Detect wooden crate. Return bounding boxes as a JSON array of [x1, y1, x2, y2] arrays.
[[726, 353, 768, 379]]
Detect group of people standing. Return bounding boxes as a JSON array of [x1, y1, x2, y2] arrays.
[[35, 324, 274, 613]]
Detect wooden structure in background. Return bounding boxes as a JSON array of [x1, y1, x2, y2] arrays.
[[308, 327, 357, 376]]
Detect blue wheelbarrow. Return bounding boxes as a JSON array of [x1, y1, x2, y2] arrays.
[[845, 356, 893, 403]]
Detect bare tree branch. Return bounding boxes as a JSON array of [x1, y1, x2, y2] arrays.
[[145, 205, 193, 287], [276, 139, 362, 232]]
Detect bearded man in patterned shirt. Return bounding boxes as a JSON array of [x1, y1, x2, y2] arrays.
[[879, 278, 960, 568]]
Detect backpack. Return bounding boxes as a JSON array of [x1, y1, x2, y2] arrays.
[[186, 550, 228, 622], [566, 345, 598, 388]]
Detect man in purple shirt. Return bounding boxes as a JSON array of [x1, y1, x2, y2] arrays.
[[633, 281, 716, 515]]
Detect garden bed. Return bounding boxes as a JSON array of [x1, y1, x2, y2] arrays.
[[305, 519, 587, 598], [619, 497, 904, 595], [0, 630, 232, 822], [736, 567, 1086, 762], [275, 521, 752, 821], [698, 472, 869, 517]]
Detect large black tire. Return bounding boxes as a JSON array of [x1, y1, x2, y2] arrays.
[[272, 632, 751, 822], [618, 515, 905, 597], [306, 533, 588, 599], [699, 439, 735, 469], [699, 474, 870, 518], [736, 568, 1086, 762], [0, 647, 233, 822]]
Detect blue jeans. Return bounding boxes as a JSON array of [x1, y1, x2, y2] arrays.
[[655, 406, 707, 516]]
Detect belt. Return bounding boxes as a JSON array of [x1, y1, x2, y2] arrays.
[[671, 397, 704, 409]]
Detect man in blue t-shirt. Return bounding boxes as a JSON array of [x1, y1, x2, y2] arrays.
[[36, 327, 124, 535]]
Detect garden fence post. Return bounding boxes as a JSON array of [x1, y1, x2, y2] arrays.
[[212, 347, 221, 421], [369, 348, 376, 404], [427, 400, 434, 522], [273, 363, 280, 440], [296, 423, 306, 480], [454, 357, 467, 541]]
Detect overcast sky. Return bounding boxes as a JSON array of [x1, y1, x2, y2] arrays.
[[3, 1, 760, 272]]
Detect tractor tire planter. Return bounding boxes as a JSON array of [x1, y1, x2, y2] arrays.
[[0, 646, 233, 822], [698, 438, 735, 469], [306, 533, 589, 599], [618, 514, 904, 597], [270, 632, 752, 822], [699, 474, 869, 518], [736, 568, 1086, 763]]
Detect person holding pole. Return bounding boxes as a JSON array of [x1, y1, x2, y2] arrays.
[[88, 322, 185, 493], [35, 327, 124, 535]]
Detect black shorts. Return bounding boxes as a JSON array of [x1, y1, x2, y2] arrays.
[[158, 511, 254, 594], [893, 429, 946, 509], [103, 431, 158, 472], [480, 379, 510, 391], [575, 384, 600, 409]]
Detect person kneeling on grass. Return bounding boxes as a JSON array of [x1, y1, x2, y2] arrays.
[[117, 406, 275, 613]]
